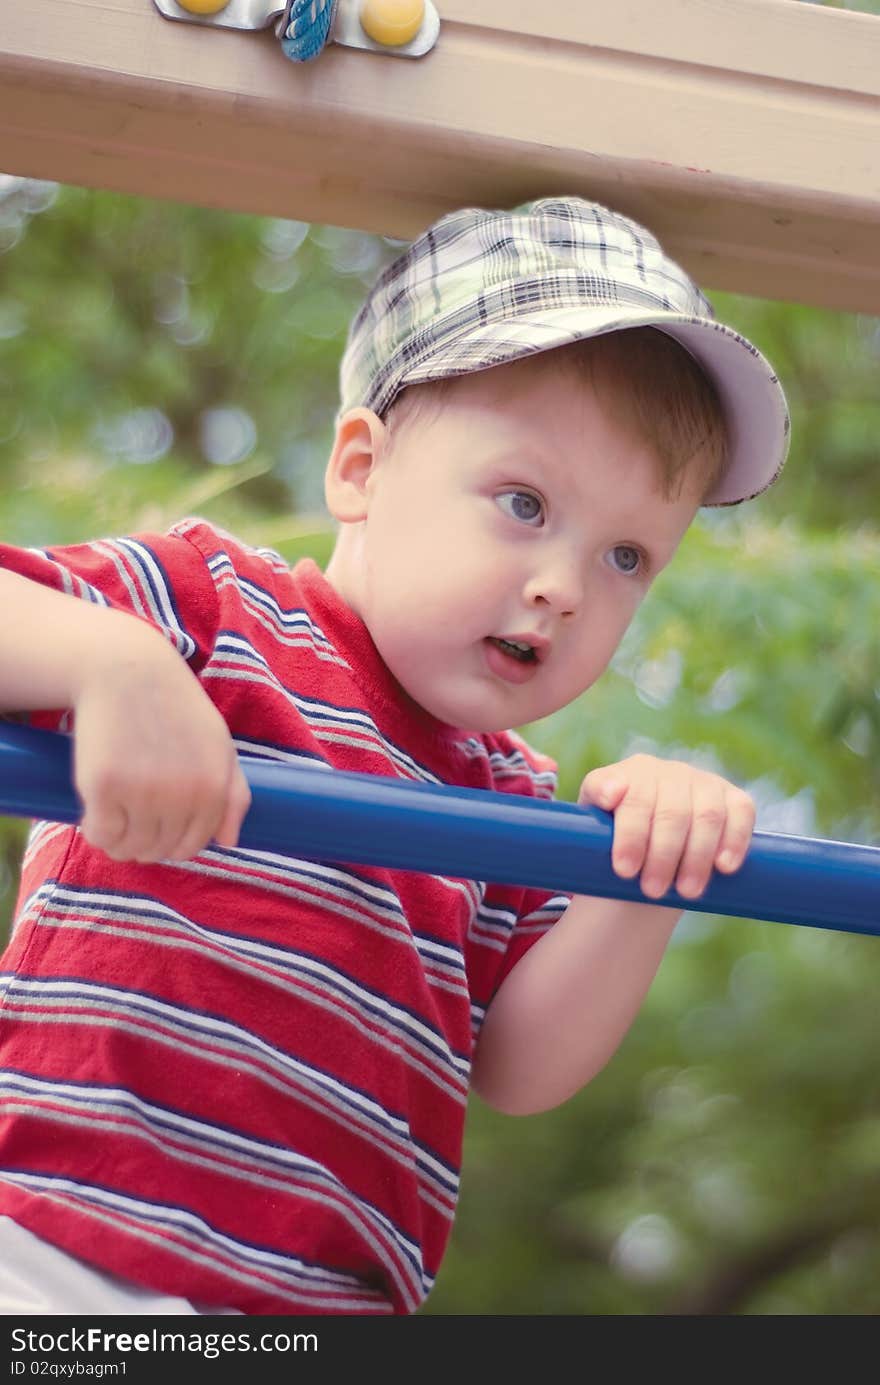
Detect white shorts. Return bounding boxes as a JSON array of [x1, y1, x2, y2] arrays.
[[0, 1217, 241, 1316]]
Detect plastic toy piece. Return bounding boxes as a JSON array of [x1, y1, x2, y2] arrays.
[[176, 0, 232, 14], [152, 0, 440, 61], [0, 722, 878, 938], [153, 0, 284, 30], [281, 0, 337, 61], [360, 0, 425, 48], [333, 0, 438, 58]]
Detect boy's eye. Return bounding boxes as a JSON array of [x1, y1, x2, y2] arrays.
[[607, 544, 643, 575], [496, 490, 544, 525]]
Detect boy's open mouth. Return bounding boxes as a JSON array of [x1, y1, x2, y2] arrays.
[[487, 637, 537, 664]]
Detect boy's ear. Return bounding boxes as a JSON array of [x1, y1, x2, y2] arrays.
[[324, 408, 388, 523]]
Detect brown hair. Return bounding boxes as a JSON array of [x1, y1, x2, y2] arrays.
[[383, 327, 728, 502]]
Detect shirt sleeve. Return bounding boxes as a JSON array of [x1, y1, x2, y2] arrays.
[[465, 729, 571, 1035], [0, 524, 220, 729]]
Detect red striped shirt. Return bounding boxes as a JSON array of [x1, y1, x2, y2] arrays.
[[0, 519, 568, 1314]]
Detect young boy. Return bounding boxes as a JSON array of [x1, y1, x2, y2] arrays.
[[0, 197, 789, 1315]]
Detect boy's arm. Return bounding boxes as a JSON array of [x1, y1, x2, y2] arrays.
[[471, 893, 680, 1115], [0, 568, 251, 861], [471, 754, 754, 1116], [0, 567, 165, 710]]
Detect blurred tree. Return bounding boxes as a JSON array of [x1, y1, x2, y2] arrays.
[[0, 180, 878, 1314], [0, 178, 399, 546]]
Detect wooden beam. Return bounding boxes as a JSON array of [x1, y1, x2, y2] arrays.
[[1, 0, 878, 312]]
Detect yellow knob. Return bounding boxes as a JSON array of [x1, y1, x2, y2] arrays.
[[177, 0, 231, 15], [360, 0, 425, 48]]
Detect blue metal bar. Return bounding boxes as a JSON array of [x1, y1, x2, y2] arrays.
[[0, 721, 877, 936]]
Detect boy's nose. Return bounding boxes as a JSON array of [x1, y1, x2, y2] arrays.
[[523, 557, 583, 618]]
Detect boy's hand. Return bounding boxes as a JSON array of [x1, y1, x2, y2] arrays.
[[579, 754, 755, 901], [71, 626, 251, 864]]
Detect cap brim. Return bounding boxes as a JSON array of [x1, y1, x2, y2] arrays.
[[379, 307, 790, 507]]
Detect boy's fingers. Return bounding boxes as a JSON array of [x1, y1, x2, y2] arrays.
[[166, 810, 214, 862], [607, 783, 658, 882], [212, 768, 252, 850], [637, 782, 693, 898], [715, 788, 757, 872], [128, 818, 169, 864], [164, 770, 249, 860], [80, 798, 129, 855], [673, 784, 727, 899], [579, 770, 625, 812], [583, 760, 756, 902], [110, 804, 174, 862], [147, 808, 203, 863], [106, 790, 195, 862], [79, 777, 232, 865], [87, 808, 173, 858], [123, 792, 191, 861]]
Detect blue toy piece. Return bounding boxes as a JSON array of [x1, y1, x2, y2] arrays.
[[0, 722, 877, 938], [279, 0, 337, 62]]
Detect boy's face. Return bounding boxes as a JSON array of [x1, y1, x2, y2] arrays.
[[327, 358, 703, 733]]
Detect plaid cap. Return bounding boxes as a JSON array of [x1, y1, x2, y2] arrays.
[[338, 197, 790, 506]]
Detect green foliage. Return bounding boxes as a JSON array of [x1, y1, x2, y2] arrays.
[[0, 179, 399, 547], [1, 179, 879, 1314], [710, 289, 880, 533]]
